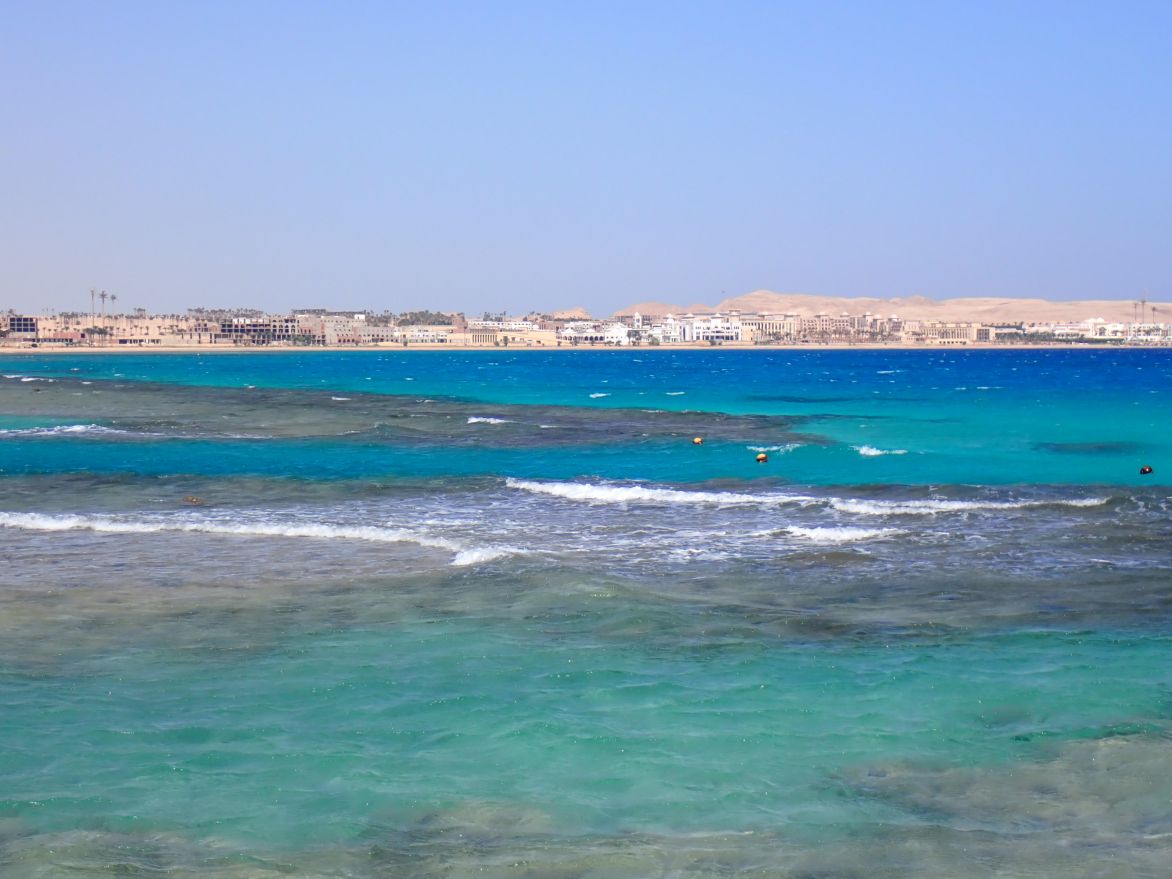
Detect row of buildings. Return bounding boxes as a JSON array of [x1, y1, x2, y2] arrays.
[[2, 309, 1170, 348]]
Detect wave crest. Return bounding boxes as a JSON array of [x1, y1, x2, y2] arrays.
[[854, 445, 908, 457], [506, 478, 814, 507], [0, 424, 129, 438], [0, 512, 515, 566], [830, 497, 1108, 516], [785, 525, 903, 544]]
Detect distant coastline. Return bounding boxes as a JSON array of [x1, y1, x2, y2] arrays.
[[0, 340, 1146, 355], [4, 294, 1169, 351]]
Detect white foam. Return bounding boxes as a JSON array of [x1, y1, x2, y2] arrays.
[[451, 546, 519, 566], [506, 478, 814, 507], [588, 392, 610, 398], [785, 525, 902, 544], [747, 444, 801, 453], [0, 512, 514, 566], [854, 445, 908, 456], [20, 376, 53, 382], [830, 497, 1109, 516], [665, 391, 686, 396], [330, 396, 351, 401], [467, 416, 513, 424], [0, 424, 129, 438]]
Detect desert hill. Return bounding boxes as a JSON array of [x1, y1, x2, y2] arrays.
[[617, 291, 1168, 324], [550, 307, 593, 320]]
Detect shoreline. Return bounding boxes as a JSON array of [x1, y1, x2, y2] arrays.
[[0, 342, 1158, 355]]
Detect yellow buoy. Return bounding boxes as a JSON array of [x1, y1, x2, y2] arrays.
[[755, 452, 768, 463], [692, 436, 704, 445]]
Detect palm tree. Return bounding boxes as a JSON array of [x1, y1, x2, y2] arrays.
[[99, 291, 108, 345]]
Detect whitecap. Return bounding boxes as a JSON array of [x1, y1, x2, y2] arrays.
[[0, 424, 129, 438], [506, 478, 815, 507], [785, 525, 902, 544], [331, 396, 351, 401], [589, 392, 610, 398], [451, 546, 520, 566], [854, 445, 908, 457], [665, 391, 686, 396], [467, 416, 513, 424], [0, 512, 516, 567], [830, 497, 1108, 516], [747, 444, 801, 453]]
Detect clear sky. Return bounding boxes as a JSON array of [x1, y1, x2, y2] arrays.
[[2, 0, 1169, 316]]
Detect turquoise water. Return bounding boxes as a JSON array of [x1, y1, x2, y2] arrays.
[[1, 350, 1170, 877]]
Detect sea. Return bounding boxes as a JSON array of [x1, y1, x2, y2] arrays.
[[0, 347, 1170, 878]]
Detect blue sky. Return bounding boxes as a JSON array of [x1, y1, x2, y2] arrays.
[[2, 0, 1169, 316]]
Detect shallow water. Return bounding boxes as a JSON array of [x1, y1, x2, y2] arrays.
[[1, 350, 1170, 876]]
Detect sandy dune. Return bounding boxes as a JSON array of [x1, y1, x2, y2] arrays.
[[619, 291, 1169, 323]]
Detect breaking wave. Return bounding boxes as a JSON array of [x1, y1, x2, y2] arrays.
[[467, 416, 513, 424], [784, 525, 903, 544], [506, 479, 1111, 520], [506, 478, 814, 507], [830, 497, 1109, 516], [0, 511, 517, 566], [0, 424, 131, 438], [854, 445, 908, 456]]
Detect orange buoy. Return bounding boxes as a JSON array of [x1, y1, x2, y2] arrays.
[[755, 452, 768, 463], [692, 436, 704, 445]]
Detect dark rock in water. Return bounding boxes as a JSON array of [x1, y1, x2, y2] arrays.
[[841, 732, 1172, 840], [1034, 441, 1144, 455], [746, 393, 860, 403]]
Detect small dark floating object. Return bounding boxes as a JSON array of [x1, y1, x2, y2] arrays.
[[1139, 465, 1154, 475], [182, 495, 205, 506]]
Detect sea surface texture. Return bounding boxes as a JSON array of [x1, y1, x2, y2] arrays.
[[1, 348, 1170, 878]]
